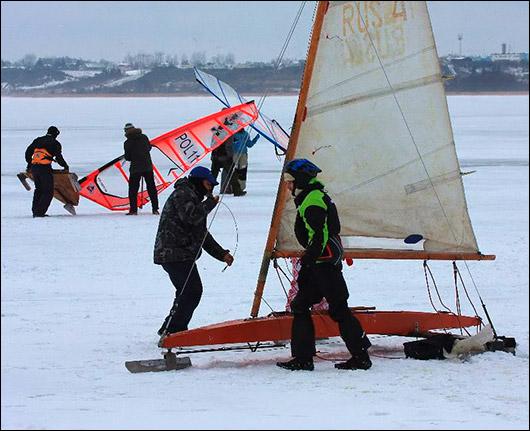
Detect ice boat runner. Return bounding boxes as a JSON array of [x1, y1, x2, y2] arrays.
[[127, 1, 515, 372], [78, 102, 258, 212]]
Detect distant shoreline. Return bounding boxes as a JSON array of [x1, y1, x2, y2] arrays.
[[1, 91, 528, 98]]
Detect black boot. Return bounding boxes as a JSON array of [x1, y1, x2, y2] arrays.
[[362, 334, 372, 350], [335, 350, 372, 370], [276, 357, 314, 371], [157, 324, 167, 337]]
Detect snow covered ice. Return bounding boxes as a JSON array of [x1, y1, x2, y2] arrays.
[[1, 95, 528, 429]]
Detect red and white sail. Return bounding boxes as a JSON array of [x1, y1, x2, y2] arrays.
[[78, 101, 258, 211]]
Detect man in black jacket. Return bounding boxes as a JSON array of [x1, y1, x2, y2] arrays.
[[123, 123, 159, 215], [154, 166, 234, 337], [210, 118, 243, 196], [276, 159, 372, 371], [24, 126, 69, 217]]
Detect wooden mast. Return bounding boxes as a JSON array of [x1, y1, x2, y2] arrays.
[[250, 1, 329, 318]]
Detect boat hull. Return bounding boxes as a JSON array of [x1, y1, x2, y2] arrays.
[[161, 309, 481, 349]]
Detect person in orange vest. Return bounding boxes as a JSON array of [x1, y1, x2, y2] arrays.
[[24, 126, 69, 217]]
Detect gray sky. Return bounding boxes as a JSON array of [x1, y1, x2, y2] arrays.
[[1, 1, 528, 63]]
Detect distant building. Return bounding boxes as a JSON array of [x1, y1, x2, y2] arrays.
[[491, 43, 528, 62], [491, 52, 527, 62]]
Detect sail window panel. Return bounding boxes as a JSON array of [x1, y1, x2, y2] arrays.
[[95, 160, 129, 199], [149, 146, 185, 185]]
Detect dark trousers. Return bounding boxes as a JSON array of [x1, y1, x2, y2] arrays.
[[31, 165, 54, 217], [211, 159, 241, 195], [159, 261, 203, 334], [290, 263, 368, 361], [128, 170, 158, 212]]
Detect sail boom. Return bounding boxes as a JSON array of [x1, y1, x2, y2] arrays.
[[273, 250, 496, 261]]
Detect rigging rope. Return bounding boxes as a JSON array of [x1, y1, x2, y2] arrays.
[[161, 2, 311, 336], [215, 1, 311, 311], [219, 201, 239, 272], [356, 3, 493, 331]]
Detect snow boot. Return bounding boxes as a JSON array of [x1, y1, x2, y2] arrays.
[[276, 357, 314, 371], [335, 350, 372, 370]]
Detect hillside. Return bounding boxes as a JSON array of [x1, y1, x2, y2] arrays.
[[1, 56, 528, 96]]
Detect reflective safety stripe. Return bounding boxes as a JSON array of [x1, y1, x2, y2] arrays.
[[32, 148, 53, 165], [298, 182, 329, 256]]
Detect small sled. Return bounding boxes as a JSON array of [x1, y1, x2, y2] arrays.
[[18, 169, 81, 215], [125, 350, 191, 373]]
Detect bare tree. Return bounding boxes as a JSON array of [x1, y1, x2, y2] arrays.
[[225, 53, 235, 67], [181, 53, 189, 67], [20, 53, 37, 68], [190, 51, 206, 67], [154, 51, 165, 66]]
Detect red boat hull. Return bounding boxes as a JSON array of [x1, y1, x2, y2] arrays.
[[161, 308, 481, 349]]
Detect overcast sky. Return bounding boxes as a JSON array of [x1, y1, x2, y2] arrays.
[[1, 1, 529, 63]]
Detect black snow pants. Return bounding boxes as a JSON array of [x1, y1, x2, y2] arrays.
[[31, 164, 54, 217], [159, 261, 203, 334], [211, 158, 241, 195], [128, 170, 159, 213], [290, 262, 368, 361]]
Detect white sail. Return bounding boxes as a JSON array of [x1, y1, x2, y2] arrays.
[[276, 1, 479, 254]]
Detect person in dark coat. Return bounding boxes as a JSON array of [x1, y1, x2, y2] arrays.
[[154, 166, 234, 336], [231, 128, 260, 196], [276, 158, 372, 371], [24, 126, 69, 217], [210, 120, 243, 196], [123, 123, 159, 215]]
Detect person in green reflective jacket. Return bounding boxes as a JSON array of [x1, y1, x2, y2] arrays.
[[276, 158, 372, 372]]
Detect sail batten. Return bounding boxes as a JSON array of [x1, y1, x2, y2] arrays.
[[307, 74, 442, 116]]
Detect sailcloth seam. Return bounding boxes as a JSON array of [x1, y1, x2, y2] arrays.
[[308, 74, 442, 117]]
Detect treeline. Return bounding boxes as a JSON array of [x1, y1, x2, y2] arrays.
[[1, 51, 301, 70], [1, 52, 528, 95]]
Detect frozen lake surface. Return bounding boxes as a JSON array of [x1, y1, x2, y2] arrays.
[[1, 95, 528, 429]]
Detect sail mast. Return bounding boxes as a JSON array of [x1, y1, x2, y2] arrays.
[[250, 1, 329, 318]]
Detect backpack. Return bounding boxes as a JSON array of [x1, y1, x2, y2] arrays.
[[403, 334, 459, 360]]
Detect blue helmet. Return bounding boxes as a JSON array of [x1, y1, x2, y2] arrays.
[[189, 166, 219, 186], [284, 158, 322, 178]]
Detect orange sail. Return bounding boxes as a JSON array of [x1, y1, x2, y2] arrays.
[[78, 101, 258, 211]]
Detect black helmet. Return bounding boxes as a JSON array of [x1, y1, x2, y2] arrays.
[[47, 126, 60, 137]]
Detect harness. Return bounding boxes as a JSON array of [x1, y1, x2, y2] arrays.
[[31, 148, 53, 165]]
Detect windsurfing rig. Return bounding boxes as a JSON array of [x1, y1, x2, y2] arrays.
[[78, 101, 258, 212], [194, 68, 289, 154]]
